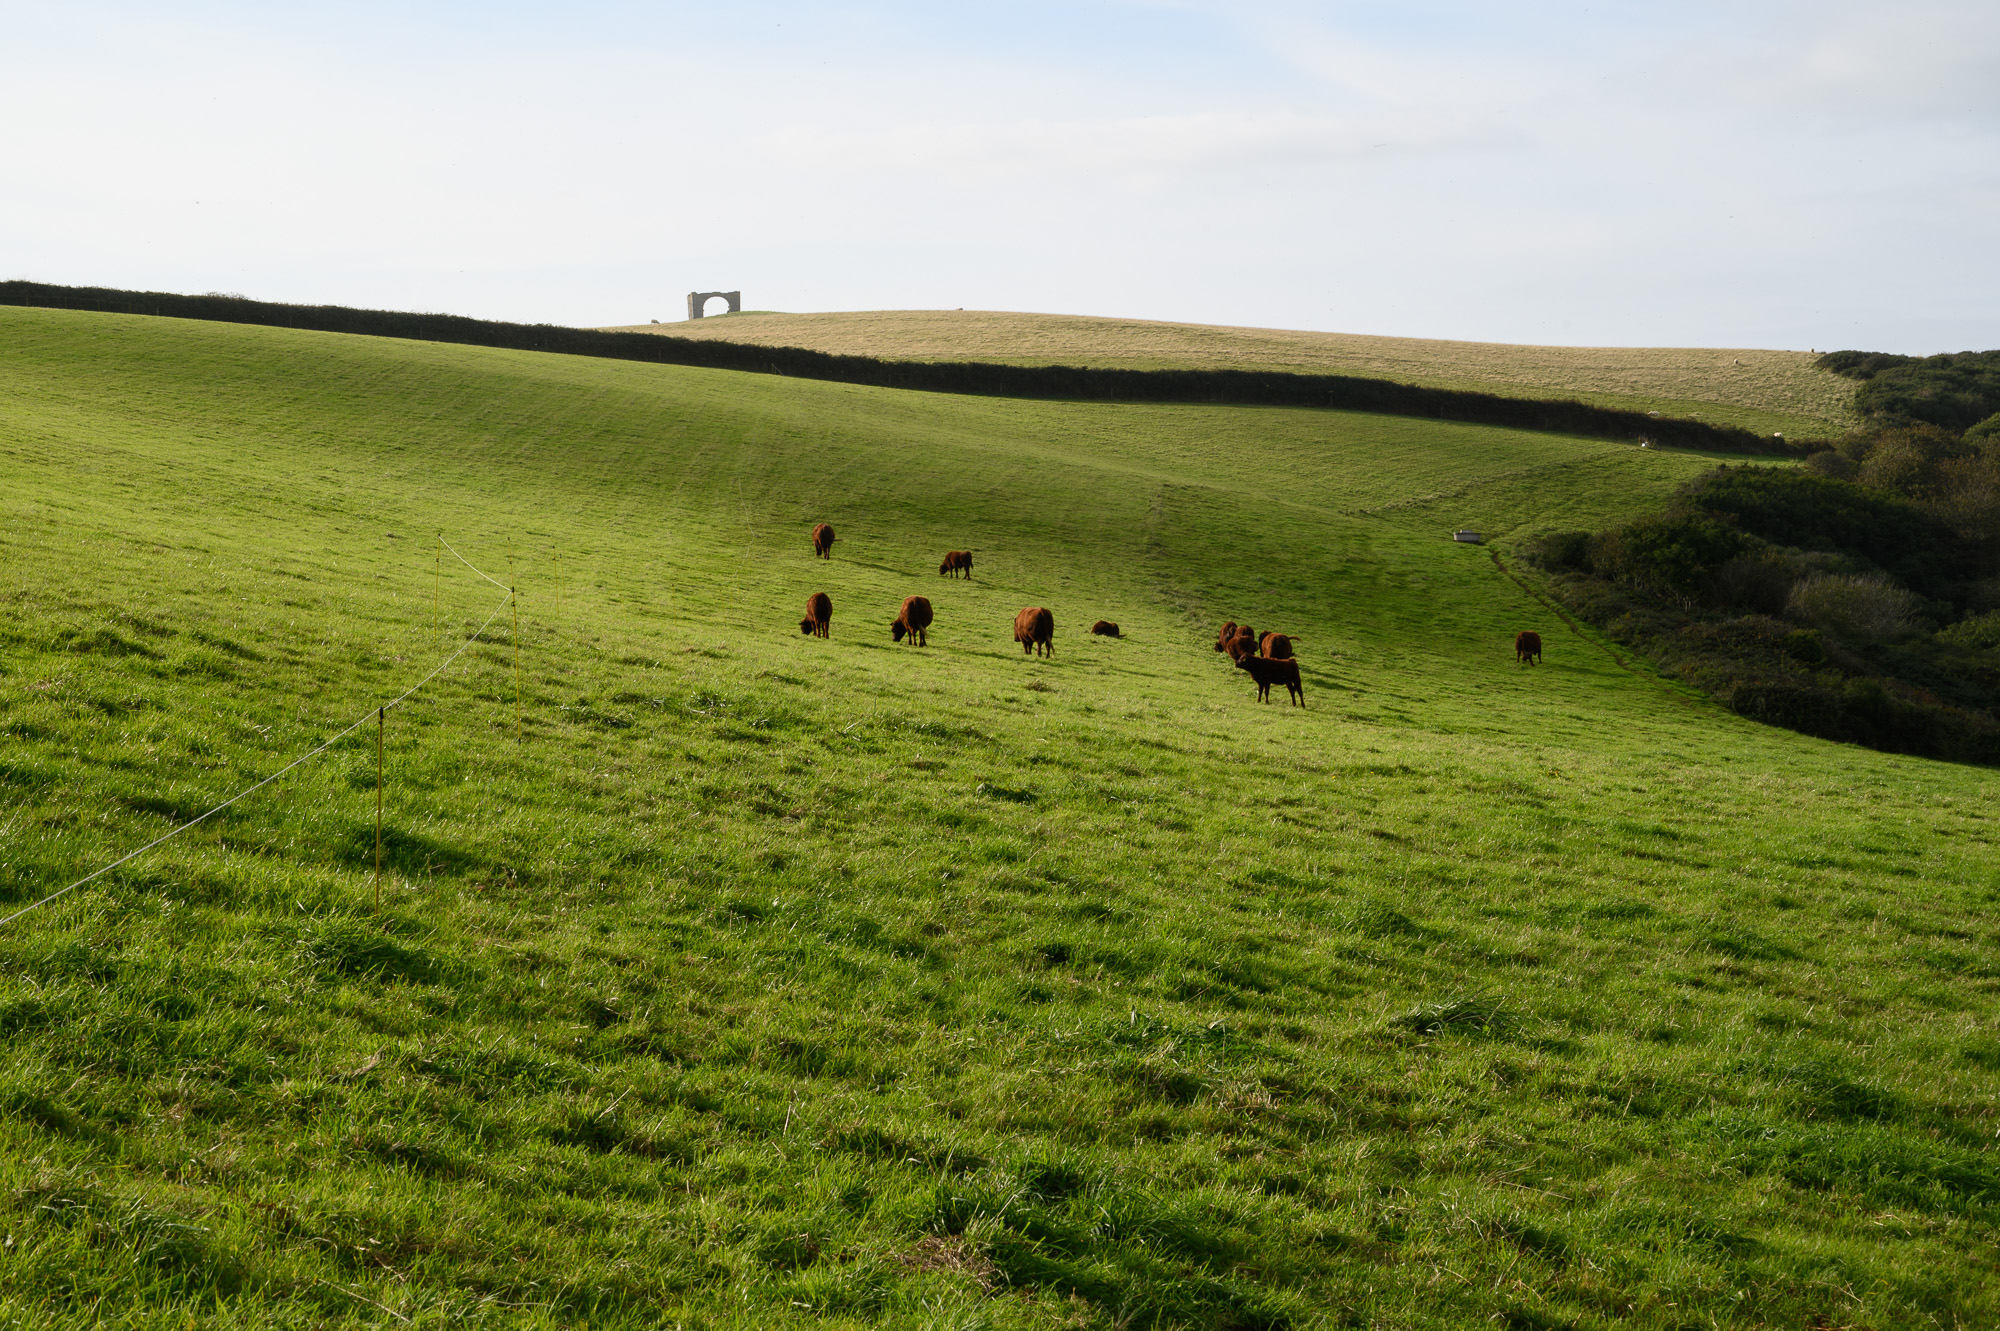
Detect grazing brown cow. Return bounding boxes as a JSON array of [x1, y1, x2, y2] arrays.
[[811, 523, 836, 559], [892, 595, 933, 646], [1089, 620, 1120, 637], [1515, 630, 1543, 665], [1260, 632, 1295, 660], [799, 591, 832, 639], [1214, 620, 1238, 652], [1226, 626, 1259, 661], [1236, 654, 1305, 706], [1014, 606, 1055, 657], [939, 550, 974, 578]]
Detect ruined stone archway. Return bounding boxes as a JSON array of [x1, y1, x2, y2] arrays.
[[687, 291, 741, 319]]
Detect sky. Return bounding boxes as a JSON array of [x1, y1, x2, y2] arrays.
[[3, 1, 1996, 351]]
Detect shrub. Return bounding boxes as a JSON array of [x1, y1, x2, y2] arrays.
[[1725, 680, 1839, 733], [1856, 425, 1974, 498], [1966, 412, 2000, 443], [1937, 611, 2000, 651], [1679, 467, 1972, 603], [1787, 574, 1923, 643], [1523, 530, 1592, 572], [1711, 553, 1795, 615], [1592, 514, 1745, 605], [1803, 450, 1858, 479], [1781, 629, 1826, 664], [1816, 350, 1918, 380], [1830, 348, 2000, 432], [1926, 454, 2000, 542]]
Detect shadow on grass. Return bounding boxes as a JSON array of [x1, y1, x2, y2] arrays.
[[923, 1159, 1299, 1329], [120, 793, 238, 825], [335, 824, 485, 878], [291, 917, 456, 986], [1712, 1113, 2000, 1212]]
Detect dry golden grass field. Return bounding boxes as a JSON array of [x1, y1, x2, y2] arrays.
[[604, 309, 1858, 439]]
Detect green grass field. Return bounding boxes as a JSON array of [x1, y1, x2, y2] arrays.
[[603, 309, 1860, 440], [2, 305, 1994, 1329]]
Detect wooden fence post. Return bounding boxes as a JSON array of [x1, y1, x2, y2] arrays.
[[374, 707, 385, 909]]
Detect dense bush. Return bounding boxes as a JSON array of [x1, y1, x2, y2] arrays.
[[1802, 449, 1858, 479], [1818, 348, 2000, 432], [1711, 550, 1822, 616], [1936, 611, 2000, 651], [1526, 462, 2000, 765], [1676, 466, 1981, 604], [1786, 574, 1923, 643], [1814, 350, 1918, 380], [0, 279, 1810, 455], [1588, 514, 1746, 606]]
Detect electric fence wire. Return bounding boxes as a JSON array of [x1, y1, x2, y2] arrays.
[[0, 547, 519, 930]]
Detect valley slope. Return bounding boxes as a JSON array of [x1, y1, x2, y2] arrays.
[[0, 306, 1992, 1330]]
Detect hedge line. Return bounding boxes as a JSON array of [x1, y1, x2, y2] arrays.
[[1, 280, 1810, 455]]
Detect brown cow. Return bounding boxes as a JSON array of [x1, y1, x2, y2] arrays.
[[1515, 630, 1543, 665], [1089, 620, 1120, 637], [811, 523, 836, 559], [939, 550, 973, 578], [1226, 626, 1259, 661], [1236, 654, 1305, 706], [892, 595, 933, 646], [799, 591, 832, 639], [1214, 620, 1238, 652], [1014, 606, 1055, 657], [1260, 632, 1295, 660]]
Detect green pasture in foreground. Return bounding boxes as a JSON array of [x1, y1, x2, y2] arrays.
[[1, 306, 1995, 1329]]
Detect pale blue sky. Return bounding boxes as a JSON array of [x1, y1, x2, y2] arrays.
[[4, 1, 1995, 350]]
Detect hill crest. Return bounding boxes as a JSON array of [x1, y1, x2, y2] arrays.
[[607, 307, 1857, 437]]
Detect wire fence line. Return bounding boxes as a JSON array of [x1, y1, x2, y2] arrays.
[[0, 546, 520, 931], [440, 533, 511, 593]]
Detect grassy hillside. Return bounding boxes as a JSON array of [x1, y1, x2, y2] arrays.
[[605, 309, 1859, 440], [2, 305, 1996, 1329]]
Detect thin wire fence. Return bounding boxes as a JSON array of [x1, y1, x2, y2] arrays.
[[0, 539, 518, 930]]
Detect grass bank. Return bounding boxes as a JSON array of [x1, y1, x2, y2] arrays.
[[0, 306, 1993, 1329]]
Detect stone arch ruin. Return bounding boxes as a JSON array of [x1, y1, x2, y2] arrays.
[[687, 291, 741, 319]]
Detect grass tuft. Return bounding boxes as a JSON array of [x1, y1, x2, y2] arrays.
[[1389, 994, 1513, 1037]]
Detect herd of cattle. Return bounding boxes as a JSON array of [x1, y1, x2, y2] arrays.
[[792, 523, 1545, 708], [1211, 620, 1306, 706]]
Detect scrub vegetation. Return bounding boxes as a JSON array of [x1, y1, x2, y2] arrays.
[[1532, 353, 2000, 764], [1817, 348, 2000, 435], [2, 305, 1996, 1329], [609, 308, 1861, 439]]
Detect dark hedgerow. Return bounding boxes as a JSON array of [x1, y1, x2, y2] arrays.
[[0, 279, 1809, 456]]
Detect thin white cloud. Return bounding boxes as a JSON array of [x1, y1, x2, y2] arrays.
[[759, 108, 1507, 184]]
